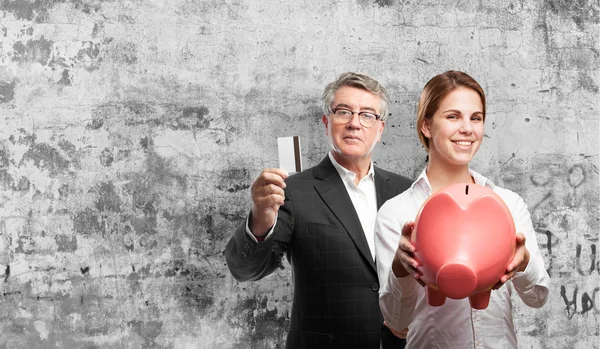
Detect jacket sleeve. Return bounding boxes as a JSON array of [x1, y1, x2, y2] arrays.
[[509, 194, 550, 308], [224, 187, 295, 282]]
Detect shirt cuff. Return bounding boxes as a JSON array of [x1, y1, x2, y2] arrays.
[[245, 213, 277, 243], [383, 270, 418, 332], [511, 252, 543, 290], [389, 270, 418, 299]]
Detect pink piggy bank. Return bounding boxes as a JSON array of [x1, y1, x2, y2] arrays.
[[411, 183, 516, 309]]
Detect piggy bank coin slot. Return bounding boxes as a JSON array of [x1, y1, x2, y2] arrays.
[[465, 185, 469, 195]]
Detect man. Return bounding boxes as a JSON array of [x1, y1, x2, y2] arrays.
[[225, 72, 412, 349]]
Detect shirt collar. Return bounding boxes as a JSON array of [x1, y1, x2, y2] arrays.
[[412, 166, 496, 194], [328, 151, 375, 182]]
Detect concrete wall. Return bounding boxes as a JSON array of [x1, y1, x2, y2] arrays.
[[0, 0, 598, 348]]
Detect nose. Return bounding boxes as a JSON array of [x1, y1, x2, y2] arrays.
[[459, 118, 473, 134], [346, 112, 362, 129]]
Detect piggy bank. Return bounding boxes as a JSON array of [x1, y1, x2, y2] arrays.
[[411, 183, 515, 309]]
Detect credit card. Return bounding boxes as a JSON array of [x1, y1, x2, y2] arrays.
[[277, 136, 302, 174]]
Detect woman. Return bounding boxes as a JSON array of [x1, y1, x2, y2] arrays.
[[374, 71, 549, 348]]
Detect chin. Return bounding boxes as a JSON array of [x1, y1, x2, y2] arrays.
[[337, 152, 362, 159], [337, 146, 366, 157], [451, 158, 473, 166]]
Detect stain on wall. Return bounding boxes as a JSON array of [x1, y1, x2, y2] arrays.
[[0, 80, 15, 103], [0, 0, 598, 348]]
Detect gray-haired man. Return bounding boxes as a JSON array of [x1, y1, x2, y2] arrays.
[[226, 72, 411, 349]]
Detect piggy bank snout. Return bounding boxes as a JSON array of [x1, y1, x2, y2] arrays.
[[437, 262, 477, 299]]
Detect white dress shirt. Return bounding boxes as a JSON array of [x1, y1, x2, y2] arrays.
[[375, 167, 550, 349], [328, 152, 378, 260]]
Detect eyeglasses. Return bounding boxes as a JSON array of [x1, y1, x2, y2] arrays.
[[330, 108, 381, 128]]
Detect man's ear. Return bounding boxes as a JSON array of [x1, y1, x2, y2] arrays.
[[322, 115, 328, 129], [377, 121, 385, 142]]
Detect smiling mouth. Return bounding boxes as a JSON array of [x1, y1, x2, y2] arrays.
[[452, 141, 473, 146]]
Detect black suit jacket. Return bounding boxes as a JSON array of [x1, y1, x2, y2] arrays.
[[226, 156, 412, 349]]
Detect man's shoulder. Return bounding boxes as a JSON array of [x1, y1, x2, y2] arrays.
[[285, 157, 334, 184], [284, 165, 319, 187], [375, 165, 413, 188]]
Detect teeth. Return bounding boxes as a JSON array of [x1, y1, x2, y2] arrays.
[[454, 141, 471, 146]]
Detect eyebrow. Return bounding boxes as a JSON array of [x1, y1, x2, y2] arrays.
[[333, 103, 378, 112], [442, 109, 483, 115]]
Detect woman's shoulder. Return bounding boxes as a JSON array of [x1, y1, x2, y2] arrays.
[[470, 169, 528, 211], [379, 186, 422, 221], [491, 184, 527, 211]]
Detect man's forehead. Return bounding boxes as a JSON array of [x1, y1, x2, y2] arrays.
[[332, 86, 381, 109]]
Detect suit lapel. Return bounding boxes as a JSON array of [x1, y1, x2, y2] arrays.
[[374, 167, 397, 210], [313, 156, 377, 273]]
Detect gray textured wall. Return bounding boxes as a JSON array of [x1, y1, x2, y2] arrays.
[[0, 0, 598, 348]]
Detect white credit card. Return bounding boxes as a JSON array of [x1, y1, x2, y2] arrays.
[[277, 136, 302, 174]]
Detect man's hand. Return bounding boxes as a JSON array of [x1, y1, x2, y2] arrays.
[[493, 232, 530, 290], [250, 168, 289, 237], [391, 222, 425, 286]]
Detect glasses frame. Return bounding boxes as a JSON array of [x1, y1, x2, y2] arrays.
[[330, 107, 382, 128]]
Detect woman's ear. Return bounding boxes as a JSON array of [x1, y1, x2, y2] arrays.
[[421, 119, 432, 139]]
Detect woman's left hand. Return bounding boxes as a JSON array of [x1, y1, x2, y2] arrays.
[[493, 232, 530, 290]]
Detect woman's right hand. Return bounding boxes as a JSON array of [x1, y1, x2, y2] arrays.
[[392, 221, 425, 286]]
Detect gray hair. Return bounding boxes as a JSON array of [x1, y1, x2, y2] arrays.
[[322, 72, 390, 122]]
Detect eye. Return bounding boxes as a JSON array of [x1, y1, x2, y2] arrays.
[[447, 114, 459, 119], [336, 109, 352, 116], [471, 115, 483, 121], [361, 112, 376, 120]]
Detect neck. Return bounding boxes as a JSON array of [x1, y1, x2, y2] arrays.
[[426, 154, 473, 193], [331, 151, 372, 185]]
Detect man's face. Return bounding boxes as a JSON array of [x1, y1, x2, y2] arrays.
[[322, 86, 385, 166]]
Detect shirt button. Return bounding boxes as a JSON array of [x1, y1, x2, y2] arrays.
[[371, 284, 379, 291]]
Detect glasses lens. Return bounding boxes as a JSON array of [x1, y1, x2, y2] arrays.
[[332, 109, 379, 127], [333, 109, 352, 124], [360, 113, 377, 127]]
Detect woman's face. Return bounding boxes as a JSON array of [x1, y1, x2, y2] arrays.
[[421, 87, 484, 167]]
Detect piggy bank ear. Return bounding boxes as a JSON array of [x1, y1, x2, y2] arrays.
[[415, 193, 463, 250], [467, 195, 516, 258]]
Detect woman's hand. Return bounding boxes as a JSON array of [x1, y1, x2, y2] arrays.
[[493, 232, 530, 290], [391, 222, 425, 286]]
